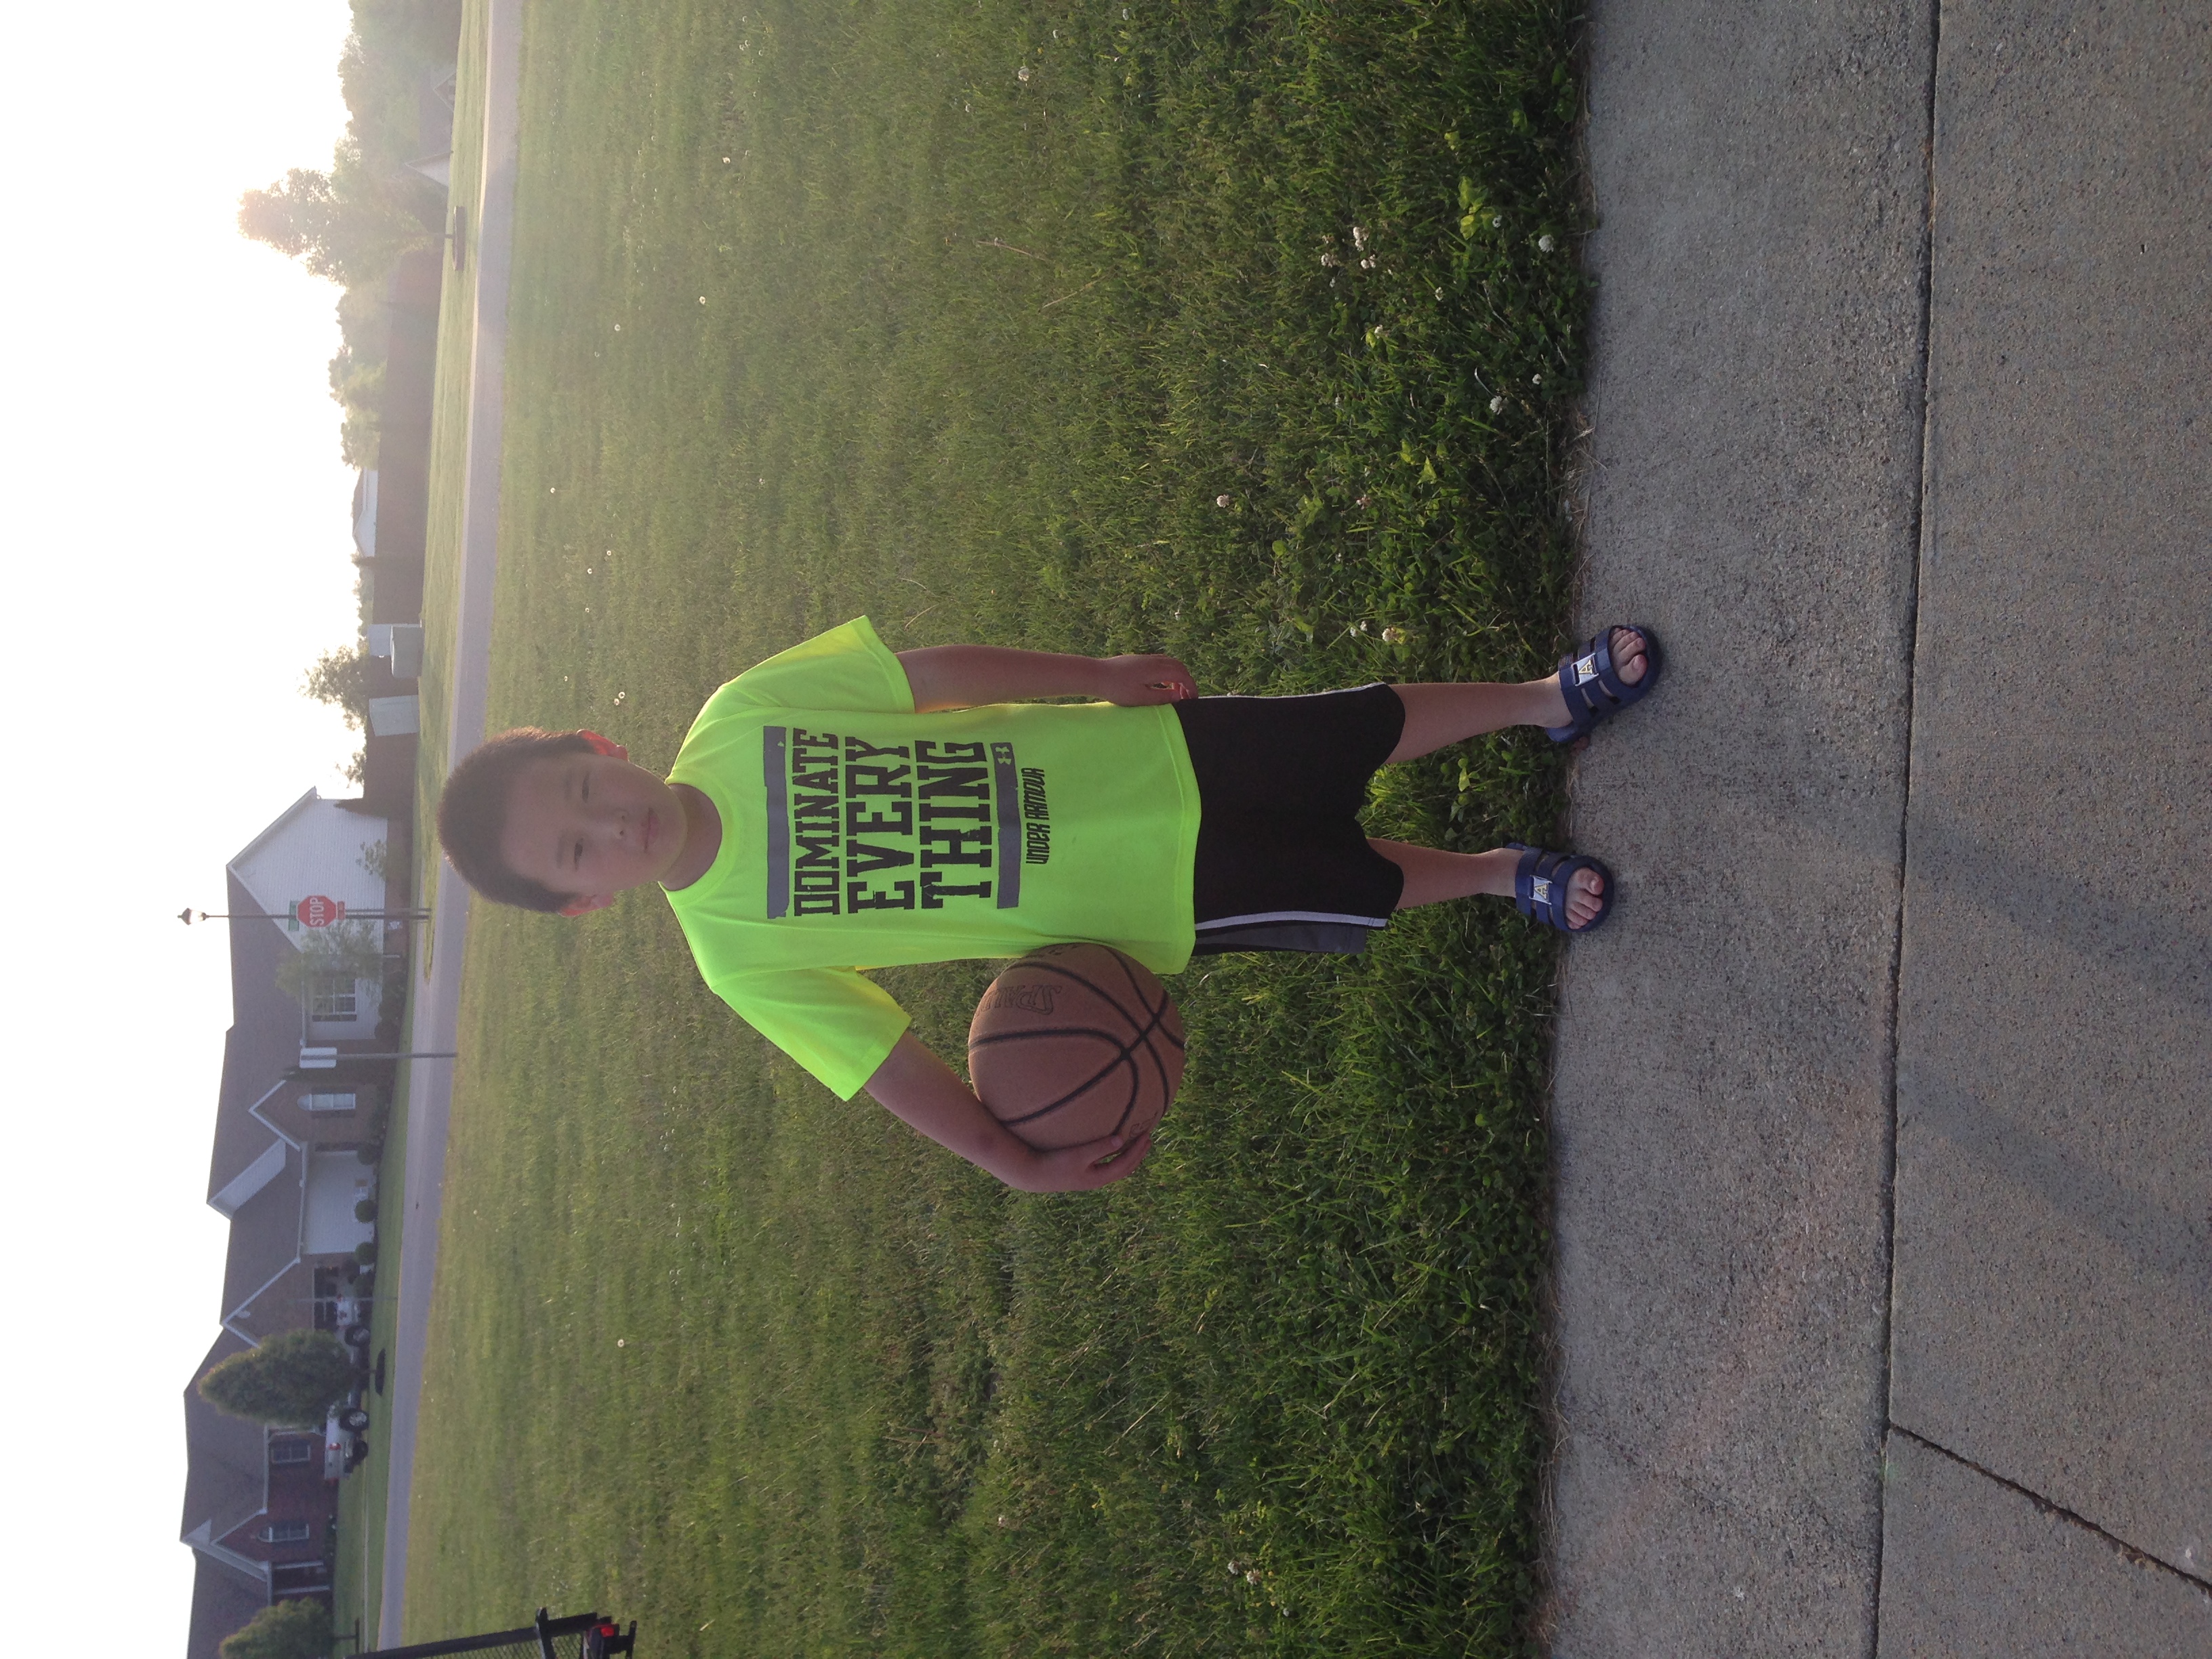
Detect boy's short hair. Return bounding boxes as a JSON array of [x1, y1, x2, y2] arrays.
[[435, 729, 598, 912]]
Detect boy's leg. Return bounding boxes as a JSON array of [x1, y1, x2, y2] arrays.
[[1370, 838, 1608, 930], [1387, 626, 1650, 762]]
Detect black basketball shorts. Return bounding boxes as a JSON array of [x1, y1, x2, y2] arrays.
[[1173, 683, 1407, 956]]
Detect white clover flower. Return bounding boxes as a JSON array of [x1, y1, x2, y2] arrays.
[[1320, 251, 1340, 267], [1531, 373, 1543, 386], [1355, 494, 1370, 508], [1351, 225, 1368, 249], [1215, 493, 1232, 507], [1359, 256, 1376, 269], [1537, 233, 1557, 253], [1381, 626, 1408, 644], [1435, 286, 1446, 299], [1490, 395, 1507, 414], [1017, 64, 1031, 81], [1490, 213, 1504, 228]]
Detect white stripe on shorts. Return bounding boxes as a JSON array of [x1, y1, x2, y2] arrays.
[[1194, 908, 1390, 932]]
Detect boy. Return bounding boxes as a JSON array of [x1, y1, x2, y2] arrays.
[[436, 618, 1656, 1192]]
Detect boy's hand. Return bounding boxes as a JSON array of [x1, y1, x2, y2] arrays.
[[863, 1031, 1155, 1191], [1092, 653, 1197, 705], [900, 644, 1198, 710], [1000, 1130, 1155, 1192]]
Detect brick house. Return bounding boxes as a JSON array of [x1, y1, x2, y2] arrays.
[[181, 1330, 340, 1637]]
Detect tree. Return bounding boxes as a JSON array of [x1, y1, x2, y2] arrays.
[[221, 1599, 331, 1659], [199, 1330, 357, 1428], [275, 920, 389, 1011], [302, 644, 375, 731], [236, 140, 441, 288]]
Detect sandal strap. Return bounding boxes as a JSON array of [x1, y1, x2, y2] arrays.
[[1548, 624, 1660, 742]]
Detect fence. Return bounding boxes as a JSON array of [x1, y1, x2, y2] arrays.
[[356, 1608, 634, 1659]]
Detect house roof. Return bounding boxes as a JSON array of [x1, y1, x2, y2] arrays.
[[185, 1551, 268, 1659], [205, 873, 306, 1208], [180, 1331, 269, 1550], [218, 1151, 306, 1332], [226, 790, 323, 874]]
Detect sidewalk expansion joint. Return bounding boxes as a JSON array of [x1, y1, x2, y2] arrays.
[[1890, 1427, 2212, 1599], [1872, 2, 1945, 1654]]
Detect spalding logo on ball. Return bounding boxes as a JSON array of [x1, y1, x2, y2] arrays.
[[967, 943, 1186, 1155]]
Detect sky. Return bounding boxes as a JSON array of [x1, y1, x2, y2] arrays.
[[0, 0, 365, 1631]]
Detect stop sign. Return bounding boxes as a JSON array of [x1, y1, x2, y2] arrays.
[[296, 895, 346, 928]]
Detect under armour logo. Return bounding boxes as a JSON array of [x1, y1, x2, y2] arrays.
[[1574, 655, 1601, 684]]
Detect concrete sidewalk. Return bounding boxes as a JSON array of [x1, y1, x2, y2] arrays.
[[375, 0, 525, 1639], [1548, 1, 2211, 1652]]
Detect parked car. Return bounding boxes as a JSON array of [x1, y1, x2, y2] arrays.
[[324, 1391, 372, 1481], [333, 1292, 373, 1346], [323, 1411, 349, 1482]]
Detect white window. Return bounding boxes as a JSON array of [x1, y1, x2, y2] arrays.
[[309, 975, 358, 1021], [269, 1439, 314, 1466], [300, 1091, 359, 1113], [260, 1520, 312, 1543]]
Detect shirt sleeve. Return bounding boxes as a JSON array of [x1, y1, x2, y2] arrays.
[[721, 617, 914, 714], [709, 964, 914, 1101]]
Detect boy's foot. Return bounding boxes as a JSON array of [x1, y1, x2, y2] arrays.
[[1497, 843, 1615, 933], [1534, 626, 1649, 732]]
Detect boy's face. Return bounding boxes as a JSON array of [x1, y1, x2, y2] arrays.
[[500, 752, 691, 912]]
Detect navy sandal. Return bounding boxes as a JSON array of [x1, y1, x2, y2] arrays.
[[1507, 844, 1614, 934], [1547, 624, 1661, 743]]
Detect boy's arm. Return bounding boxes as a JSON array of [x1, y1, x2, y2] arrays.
[[897, 644, 1195, 712], [863, 1030, 1153, 1191]]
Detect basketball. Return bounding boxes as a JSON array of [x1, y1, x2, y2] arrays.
[[967, 943, 1186, 1153]]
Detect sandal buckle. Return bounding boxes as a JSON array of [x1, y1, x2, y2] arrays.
[[1574, 654, 1600, 684], [1531, 877, 1553, 905]]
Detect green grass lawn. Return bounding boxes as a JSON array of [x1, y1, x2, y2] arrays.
[[406, 0, 1586, 1652]]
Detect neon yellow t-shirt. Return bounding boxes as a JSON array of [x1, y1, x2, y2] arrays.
[[663, 617, 1202, 1099]]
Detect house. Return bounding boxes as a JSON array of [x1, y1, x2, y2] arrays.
[[226, 794, 396, 1045], [181, 792, 425, 1652], [351, 469, 378, 562], [202, 865, 386, 1349], [181, 1330, 338, 1650], [406, 67, 458, 189]]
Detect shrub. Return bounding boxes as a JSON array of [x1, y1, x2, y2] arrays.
[[199, 1330, 356, 1427], [355, 1242, 378, 1265], [221, 1599, 331, 1659], [354, 1197, 378, 1223]]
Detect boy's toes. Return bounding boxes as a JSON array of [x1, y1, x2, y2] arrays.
[[1568, 865, 1605, 928], [1610, 626, 1649, 685]]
